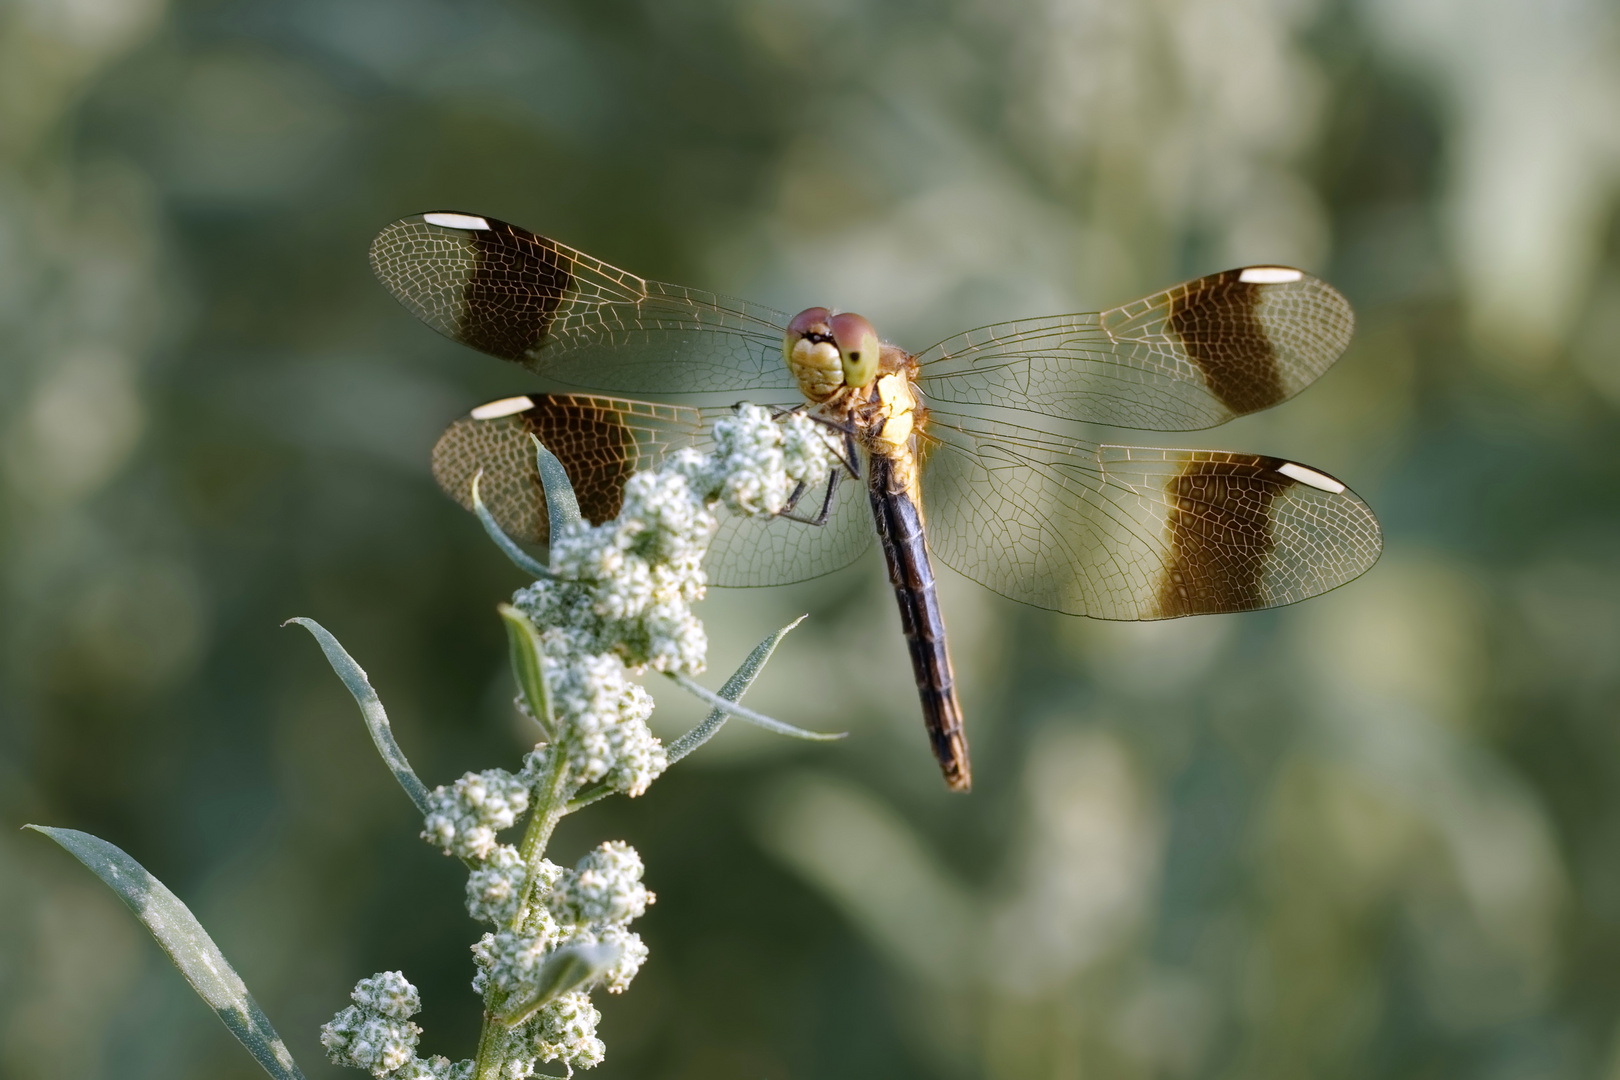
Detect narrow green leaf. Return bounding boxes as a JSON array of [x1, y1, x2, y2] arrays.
[[666, 671, 846, 742], [498, 604, 554, 736], [471, 471, 552, 579], [494, 942, 621, 1026], [284, 617, 430, 815], [669, 617, 807, 764], [26, 826, 307, 1080], [530, 436, 583, 561], [563, 782, 616, 814]]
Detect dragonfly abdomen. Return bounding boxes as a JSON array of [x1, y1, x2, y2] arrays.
[[867, 452, 971, 791]]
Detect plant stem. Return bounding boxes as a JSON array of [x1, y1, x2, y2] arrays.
[[472, 1012, 506, 1080], [472, 746, 573, 1080], [518, 747, 572, 878]]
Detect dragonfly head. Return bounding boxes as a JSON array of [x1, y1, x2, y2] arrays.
[[784, 307, 882, 400]]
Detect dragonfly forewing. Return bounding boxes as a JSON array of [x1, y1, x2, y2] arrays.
[[371, 213, 798, 396], [915, 266, 1354, 432]]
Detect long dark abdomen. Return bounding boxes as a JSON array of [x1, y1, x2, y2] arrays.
[[868, 453, 972, 791]]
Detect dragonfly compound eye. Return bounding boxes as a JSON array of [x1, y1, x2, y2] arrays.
[[830, 312, 880, 388], [784, 307, 845, 401]]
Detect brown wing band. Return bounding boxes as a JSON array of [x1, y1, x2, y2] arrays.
[[461, 221, 573, 361], [520, 396, 636, 526], [1168, 272, 1286, 415], [1155, 455, 1293, 617], [431, 395, 637, 546]]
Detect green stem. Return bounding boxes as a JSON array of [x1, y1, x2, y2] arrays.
[[472, 1013, 506, 1080], [473, 746, 573, 1080], [517, 746, 572, 879]]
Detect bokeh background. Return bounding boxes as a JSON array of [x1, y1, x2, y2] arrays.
[[3, 0, 1620, 1077]]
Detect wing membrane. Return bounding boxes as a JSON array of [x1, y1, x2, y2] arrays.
[[919, 414, 1381, 620], [432, 394, 871, 586], [371, 213, 798, 396], [706, 466, 874, 587], [916, 267, 1354, 431]]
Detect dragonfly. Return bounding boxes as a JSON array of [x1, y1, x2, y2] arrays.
[[371, 211, 1382, 791]]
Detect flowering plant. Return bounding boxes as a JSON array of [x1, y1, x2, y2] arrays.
[[27, 405, 843, 1080]]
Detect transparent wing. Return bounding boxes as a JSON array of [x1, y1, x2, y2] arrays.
[[432, 394, 871, 586], [918, 413, 1382, 620], [915, 267, 1354, 431], [705, 464, 874, 587], [371, 212, 799, 396]]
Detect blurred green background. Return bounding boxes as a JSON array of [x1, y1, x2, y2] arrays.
[[4, 0, 1619, 1077]]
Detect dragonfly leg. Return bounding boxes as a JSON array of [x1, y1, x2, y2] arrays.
[[791, 412, 863, 480], [780, 479, 809, 514], [794, 413, 861, 475], [835, 429, 862, 482], [777, 468, 841, 527], [763, 401, 812, 419]]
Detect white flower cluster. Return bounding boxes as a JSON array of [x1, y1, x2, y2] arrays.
[[532, 992, 604, 1069], [542, 652, 664, 796], [321, 972, 471, 1080], [421, 769, 530, 860], [547, 841, 653, 925], [326, 408, 828, 1078], [704, 405, 836, 517], [475, 995, 604, 1075], [513, 407, 834, 798], [468, 841, 656, 1071], [465, 844, 530, 926]]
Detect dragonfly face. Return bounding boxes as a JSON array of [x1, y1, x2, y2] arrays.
[[373, 211, 1382, 791], [782, 307, 885, 400]]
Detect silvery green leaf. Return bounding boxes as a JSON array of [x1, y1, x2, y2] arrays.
[[471, 470, 552, 579], [26, 826, 307, 1080], [667, 672, 845, 742], [564, 783, 616, 814], [284, 617, 430, 814], [494, 942, 621, 1025], [499, 603, 554, 735], [669, 617, 807, 764], [530, 436, 583, 559]]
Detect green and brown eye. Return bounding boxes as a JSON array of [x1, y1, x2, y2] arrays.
[[830, 312, 880, 388]]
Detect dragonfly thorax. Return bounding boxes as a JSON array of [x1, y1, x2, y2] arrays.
[[783, 307, 882, 402]]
